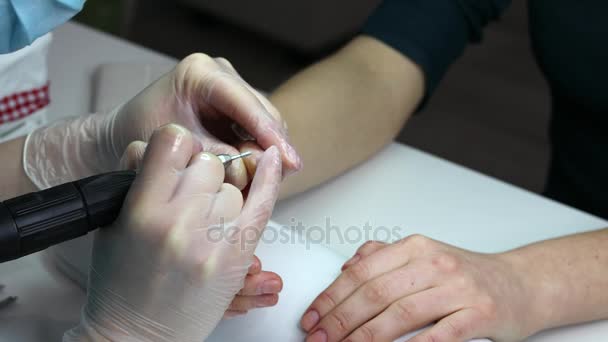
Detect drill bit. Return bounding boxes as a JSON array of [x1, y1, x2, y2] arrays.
[[217, 151, 252, 168]]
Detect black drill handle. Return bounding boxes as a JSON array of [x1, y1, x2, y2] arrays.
[[0, 171, 136, 263]]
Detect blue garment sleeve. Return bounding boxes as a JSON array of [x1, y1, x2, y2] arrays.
[[363, 0, 511, 102]]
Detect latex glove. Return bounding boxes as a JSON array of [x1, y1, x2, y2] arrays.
[[119, 141, 283, 319], [301, 236, 538, 342], [64, 124, 283, 342], [24, 53, 300, 190]]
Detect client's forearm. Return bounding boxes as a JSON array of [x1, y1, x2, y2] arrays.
[[0, 136, 36, 199], [270, 35, 425, 198], [503, 228, 608, 333]]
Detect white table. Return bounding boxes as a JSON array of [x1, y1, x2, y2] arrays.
[[1, 22, 607, 341]]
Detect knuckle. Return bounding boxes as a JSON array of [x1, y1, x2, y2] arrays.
[[345, 261, 371, 284], [400, 234, 430, 249], [444, 320, 467, 339], [352, 325, 376, 342], [318, 290, 338, 308], [215, 57, 233, 67], [360, 240, 377, 249], [477, 295, 499, 319], [228, 298, 249, 311], [423, 334, 442, 342], [452, 274, 473, 290], [328, 310, 352, 335], [182, 53, 214, 67], [393, 300, 416, 323], [362, 280, 390, 304], [431, 253, 460, 273], [410, 334, 440, 342], [359, 240, 381, 254], [175, 54, 218, 90]]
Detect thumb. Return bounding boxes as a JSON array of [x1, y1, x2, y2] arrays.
[[235, 146, 282, 254]]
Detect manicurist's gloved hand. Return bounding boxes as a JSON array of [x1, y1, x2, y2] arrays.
[[64, 124, 282, 342], [23, 53, 300, 191]]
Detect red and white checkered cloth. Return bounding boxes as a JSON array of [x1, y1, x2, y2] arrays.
[[0, 82, 50, 125]]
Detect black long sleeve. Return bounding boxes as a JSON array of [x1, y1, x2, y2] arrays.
[[363, 0, 511, 99], [363, 0, 608, 220]]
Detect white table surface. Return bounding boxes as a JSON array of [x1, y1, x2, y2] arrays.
[[1, 22, 607, 341]]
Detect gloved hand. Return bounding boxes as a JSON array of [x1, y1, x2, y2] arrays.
[[24, 53, 300, 190], [64, 124, 282, 342]]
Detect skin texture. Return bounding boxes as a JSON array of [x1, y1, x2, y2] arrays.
[[300, 231, 608, 342], [268, 36, 424, 198]]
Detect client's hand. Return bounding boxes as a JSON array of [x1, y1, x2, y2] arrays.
[[64, 124, 282, 342], [224, 255, 282, 319], [301, 236, 536, 342]]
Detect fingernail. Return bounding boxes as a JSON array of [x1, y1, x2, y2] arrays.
[[198, 152, 214, 161], [259, 280, 282, 294], [301, 309, 320, 331], [159, 124, 188, 151], [306, 329, 327, 342], [161, 123, 187, 134], [284, 143, 302, 170], [248, 260, 261, 274], [341, 254, 361, 271]]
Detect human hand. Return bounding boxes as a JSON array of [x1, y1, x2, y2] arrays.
[[300, 236, 541, 342], [64, 124, 283, 341], [119, 139, 284, 320], [24, 53, 300, 190], [224, 255, 283, 319]]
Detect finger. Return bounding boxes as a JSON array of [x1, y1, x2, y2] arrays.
[[250, 89, 283, 125], [201, 139, 249, 190], [342, 240, 388, 271], [238, 271, 283, 296], [176, 152, 225, 198], [214, 58, 282, 123], [204, 183, 244, 225], [248, 255, 262, 274], [201, 73, 302, 172], [119, 140, 147, 170], [234, 146, 282, 253], [343, 286, 463, 342], [301, 239, 415, 332], [408, 309, 482, 342], [224, 310, 248, 319], [214, 57, 237, 72], [134, 124, 196, 202], [305, 261, 435, 341], [237, 141, 263, 179], [228, 293, 279, 312]]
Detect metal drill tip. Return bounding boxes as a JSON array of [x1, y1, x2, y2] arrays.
[[217, 151, 252, 167], [228, 151, 252, 162]]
